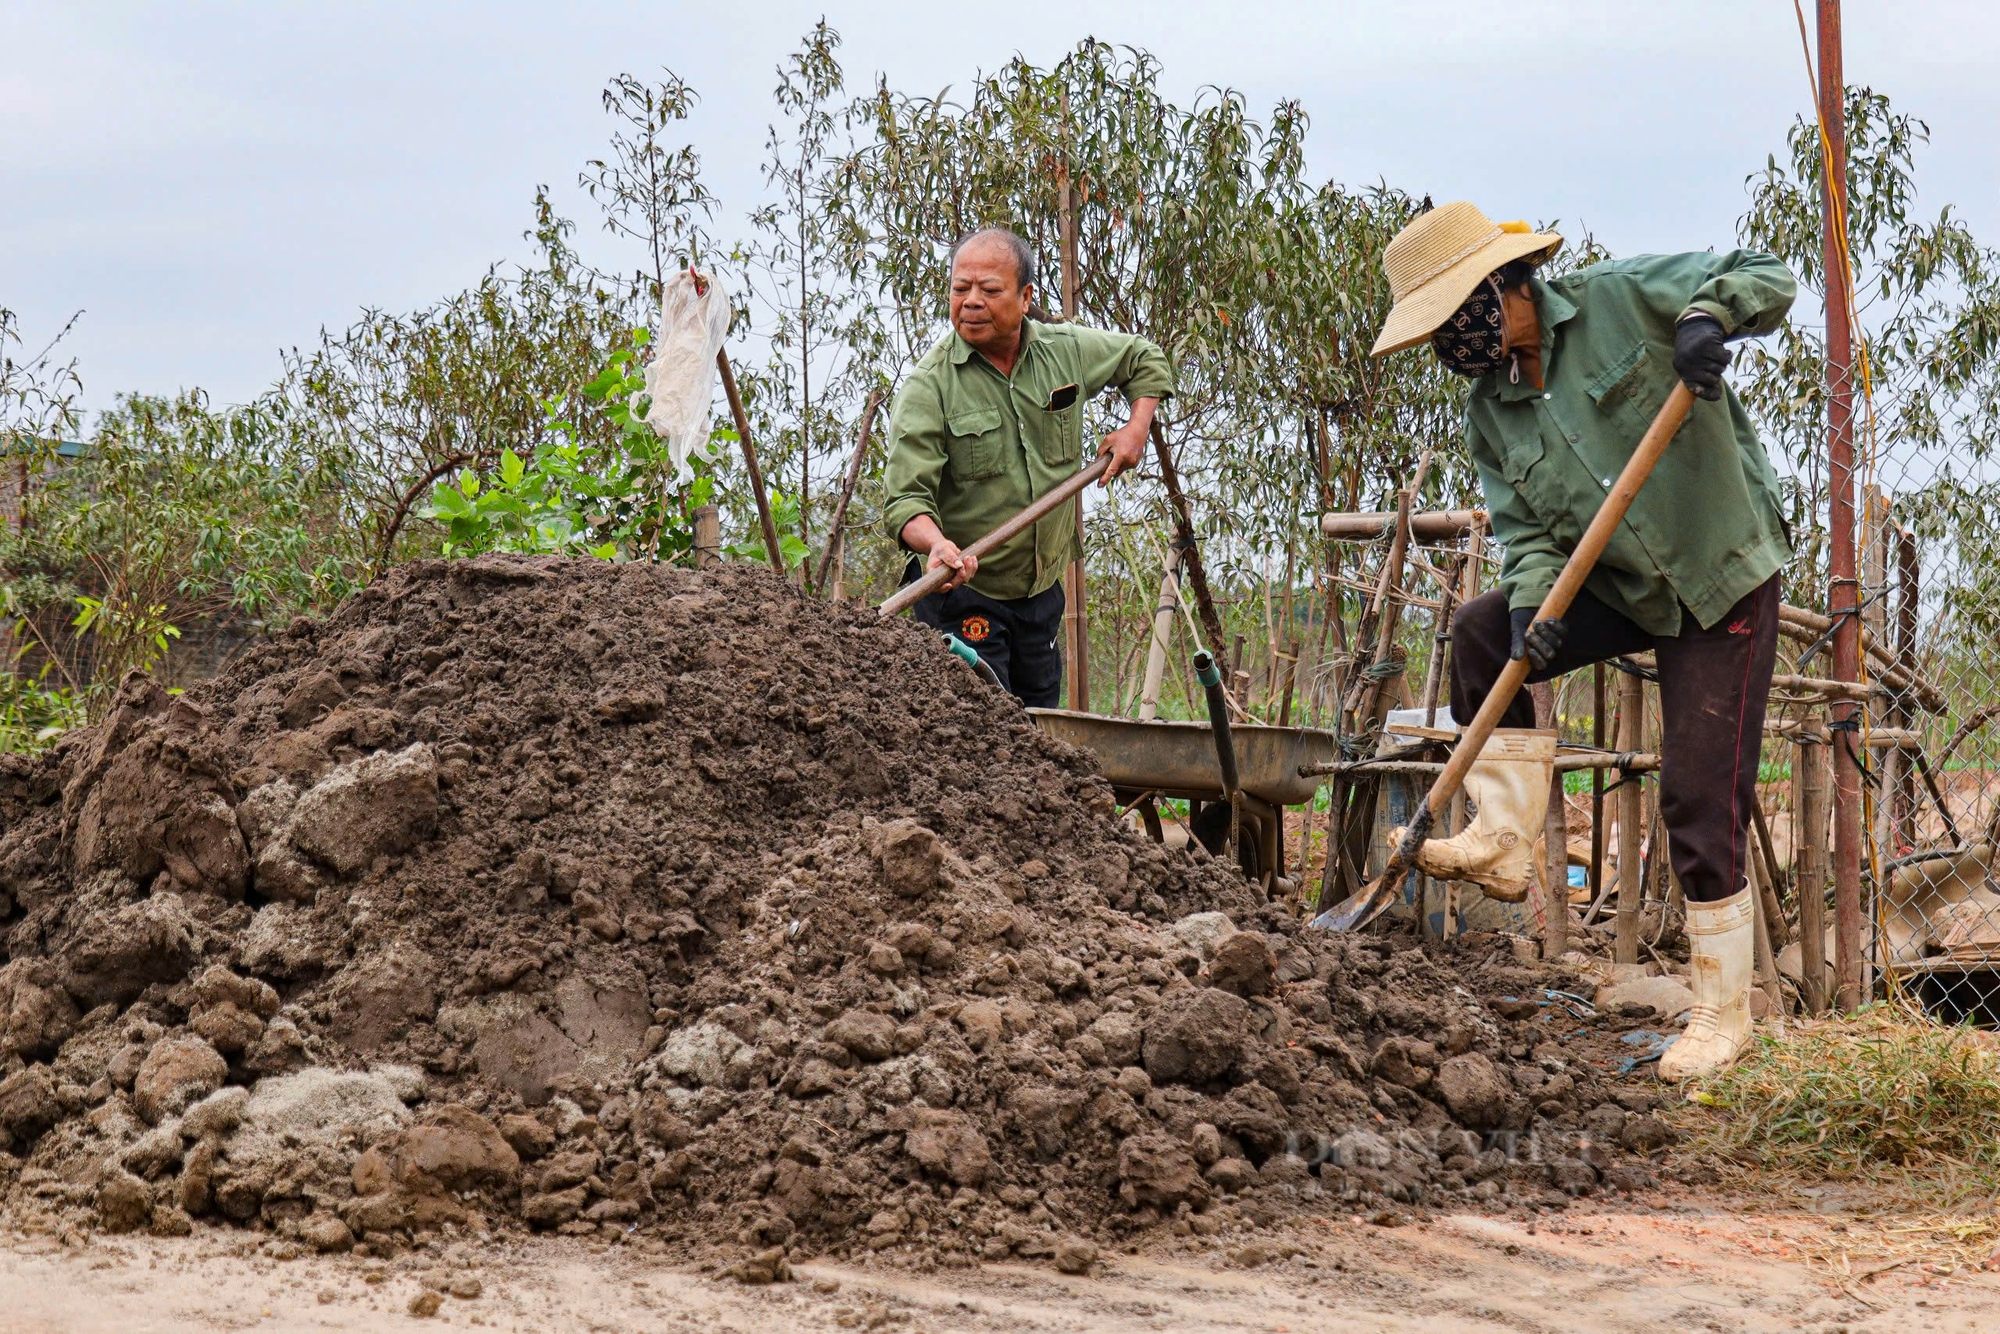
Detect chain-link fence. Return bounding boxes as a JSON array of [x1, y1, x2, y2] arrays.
[[1841, 457, 2000, 1025]]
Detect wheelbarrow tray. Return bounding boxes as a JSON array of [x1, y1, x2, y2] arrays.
[[1026, 709, 1338, 807]]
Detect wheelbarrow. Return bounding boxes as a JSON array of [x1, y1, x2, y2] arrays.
[[1027, 709, 1340, 886]]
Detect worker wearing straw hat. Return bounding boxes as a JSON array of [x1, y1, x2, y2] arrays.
[[1372, 201, 1796, 1080]]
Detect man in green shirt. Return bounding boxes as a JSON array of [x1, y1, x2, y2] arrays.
[[882, 228, 1174, 704], [1370, 201, 1797, 1080]]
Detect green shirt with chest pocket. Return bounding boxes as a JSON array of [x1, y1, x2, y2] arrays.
[[1469, 250, 1797, 636], [882, 320, 1175, 601]]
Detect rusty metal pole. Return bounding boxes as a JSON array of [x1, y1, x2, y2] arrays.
[[1820, 0, 1865, 1012]]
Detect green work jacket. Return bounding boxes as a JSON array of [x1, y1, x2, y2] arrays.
[[882, 320, 1175, 601], [1467, 250, 1796, 635]]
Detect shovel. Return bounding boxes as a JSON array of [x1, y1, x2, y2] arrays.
[[1313, 382, 1697, 933], [878, 455, 1112, 619]]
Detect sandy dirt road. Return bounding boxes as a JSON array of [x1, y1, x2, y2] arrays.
[[5, 1201, 1996, 1334]]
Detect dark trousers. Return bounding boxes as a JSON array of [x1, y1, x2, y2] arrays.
[[1449, 576, 1780, 903], [907, 561, 1065, 707]]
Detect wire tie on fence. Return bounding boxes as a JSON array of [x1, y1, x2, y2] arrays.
[[1824, 719, 1880, 786], [1794, 587, 1889, 672]]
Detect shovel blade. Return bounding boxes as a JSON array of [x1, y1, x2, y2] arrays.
[[1309, 867, 1407, 932]]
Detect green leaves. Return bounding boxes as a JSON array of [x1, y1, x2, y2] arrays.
[[725, 488, 811, 570], [0, 386, 373, 715], [70, 595, 180, 674], [0, 647, 83, 754], [417, 331, 712, 563]]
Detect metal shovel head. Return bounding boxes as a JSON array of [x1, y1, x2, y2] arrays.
[[1310, 805, 1430, 932], [1310, 865, 1408, 932]]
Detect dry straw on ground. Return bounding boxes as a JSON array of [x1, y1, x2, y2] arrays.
[[1680, 1005, 2000, 1210]]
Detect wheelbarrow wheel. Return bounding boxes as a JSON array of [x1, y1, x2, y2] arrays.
[[1191, 801, 1262, 881]]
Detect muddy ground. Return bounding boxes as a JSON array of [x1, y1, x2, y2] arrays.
[[6, 1192, 1996, 1333]]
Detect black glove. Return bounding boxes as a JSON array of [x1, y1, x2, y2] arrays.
[[1510, 606, 1566, 672], [1673, 313, 1732, 401]]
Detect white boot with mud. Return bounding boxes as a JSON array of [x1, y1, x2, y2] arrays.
[[1393, 728, 1556, 902], [1659, 887, 1756, 1081]]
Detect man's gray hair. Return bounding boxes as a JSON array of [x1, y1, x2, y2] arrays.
[[950, 227, 1037, 290]]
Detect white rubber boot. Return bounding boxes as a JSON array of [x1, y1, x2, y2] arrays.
[[1394, 729, 1556, 903], [1658, 887, 1756, 1082]]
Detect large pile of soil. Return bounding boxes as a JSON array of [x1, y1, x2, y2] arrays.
[[0, 557, 1675, 1266]]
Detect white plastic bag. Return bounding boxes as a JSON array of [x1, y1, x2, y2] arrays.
[[641, 269, 732, 479]]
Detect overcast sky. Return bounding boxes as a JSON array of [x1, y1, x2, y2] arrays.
[[5, 1, 1998, 418]]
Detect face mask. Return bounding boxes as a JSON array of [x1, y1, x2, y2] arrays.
[[1432, 277, 1507, 378]]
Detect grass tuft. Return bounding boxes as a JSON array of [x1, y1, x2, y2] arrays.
[[1686, 1005, 2000, 1187]]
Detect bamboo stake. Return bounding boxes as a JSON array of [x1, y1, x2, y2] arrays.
[[1051, 137, 1091, 711], [692, 504, 720, 569], [812, 388, 883, 597], [1137, 539, 1184, 722], [1750, 799, 1792, 949], [1537, 681, 1568, 961], [1590, 663, 1607, 911], [1350, 452, 1434, 723], [716, 351, 787, 577], [1416, 551, 1461, 728], [1615, 666, 1646, 965], [1797, 715, 1830, 1014], [1748, 848, 1784, 1018], [1893, 523, 1919, 847]]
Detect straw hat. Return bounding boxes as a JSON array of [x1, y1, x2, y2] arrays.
[[1370, 202, 1562, 357]]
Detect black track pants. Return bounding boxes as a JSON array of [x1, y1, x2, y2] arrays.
[[1448, 576, 1780, 903], [906, 560, 1065, 708]]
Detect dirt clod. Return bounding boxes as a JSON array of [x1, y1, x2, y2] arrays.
[[1053, 1237, 1098, 1274], [132, 1036, 227, 1124], [95, 1166, 153, 1232], [1207, 932, 1275, 997]]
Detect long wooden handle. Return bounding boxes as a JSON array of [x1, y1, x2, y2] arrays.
[[878, 455, 1112, 618], [1314, 382, 1696, 933], [1418, 382, 1696, 826]]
